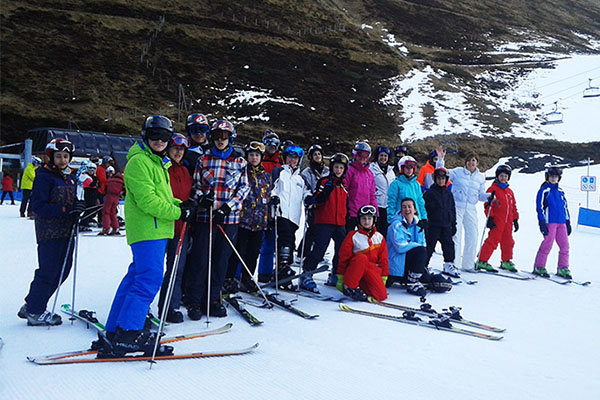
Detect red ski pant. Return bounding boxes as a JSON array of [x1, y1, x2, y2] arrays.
[[480, 221, 514, 263], [102, 194, 120, 231], [343, 254, 387, 301]]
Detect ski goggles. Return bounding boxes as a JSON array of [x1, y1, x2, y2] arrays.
[[264, 138, 280, 148], [247, 141, 265, 153], [358, 205, 377, 217], [171, 135, 190, 148], [188, 124, 210, 136], [47, 139, 75, 154], [403, 160, 418, 169], [146, 128, 173, 142], [211, 130, 230, 141]]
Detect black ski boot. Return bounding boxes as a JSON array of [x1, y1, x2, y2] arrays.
[[240, 277, 259, 293], [343, 286, 368, 301], [187, 304, 203, 321], [223, 278, 240, 294], [208, 302, 227, 318], [98, 327, 173, 358]]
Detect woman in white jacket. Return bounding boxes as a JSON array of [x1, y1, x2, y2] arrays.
[[369, 146, 396, 237], [436, 148, 489, 276]]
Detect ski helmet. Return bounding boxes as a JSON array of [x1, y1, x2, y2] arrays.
[[186, 113, 210, 136], [433, 167, 449, 183], [282, 144, 304, 160], [263, 129, 280, 147], [170, 133, 190, 149], [209, 120, 236, 143], [31, 156, 42, 166], [307, 144, 323, 160], [353, 141, 372, 154], [376, 146, 391, 156], [106, 166, 115, 175], [429, 149, 439, 161], [357, 204, 378, 225], [398, 155, 417, 171], [245, 141, 266, 158], [394, 145, 408, 157], [45, 138, 75, 161], [329, 152, 350, 171], [545, 166, 562, 181], [495, 165, 512, 179], [141, 115, 174, 142], [102, 156, 113, 164], [280, 140, 294, 152]]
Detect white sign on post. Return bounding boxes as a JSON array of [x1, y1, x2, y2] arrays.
[[581, 176, 596, 192]]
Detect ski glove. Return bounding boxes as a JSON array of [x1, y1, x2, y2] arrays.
[[70, 200, 86, 216], [179, 203, 196, 222], [304, 195, 315, 208], [382, 276, 388, 285], [539, 220, 548, 236], [336, 274, 344, 292], [213, 203, 231, 225], [513, 219, 519, 232], [487, 217, 496, 230], [566, 220, 572, 236], [199, 191, 215, 210], [271, 196, 280, 207], [417, 219, 428, 233]]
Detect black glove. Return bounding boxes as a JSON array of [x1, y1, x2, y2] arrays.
[[179, 202, 196, 222], [213, 203, 231, 225], [487, 217, 496, 230], [451, 225, 457, 236], [539, 220, 549, 236], [70, 200, 86, 216], [199, 191, 215, 210], [566, 220, 572, 236], [513, 219, 519, 232], [417, 219, 428, 233], [487, 191, 496, 203], [304, 195, 315, 208], [271, 196, 280, 207]]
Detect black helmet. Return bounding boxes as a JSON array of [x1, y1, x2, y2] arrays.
[[545, 166, 562, 181], [141, 115, 173, 141], [357, 204, 378, 224], [394, 145, 408, 157], [495, 165, 512, 179], [307, 144, 323, 159], [329, 152, 349, 171]]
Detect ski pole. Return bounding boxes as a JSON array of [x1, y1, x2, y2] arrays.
[[206, 204, 213, 328], [475, 191, 495, 264], [297, 207, 310, 282], [48, 221, 77, 329], [217, 224, 274, 309], [150, 222, 188, 368], [69, 220, 80, 324], [274, 204, 279, 294]]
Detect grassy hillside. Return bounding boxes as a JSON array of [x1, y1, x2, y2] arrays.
[[2, 0, 600, 166]]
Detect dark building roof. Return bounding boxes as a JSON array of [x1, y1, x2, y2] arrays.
[[27, 128, 140, 157]]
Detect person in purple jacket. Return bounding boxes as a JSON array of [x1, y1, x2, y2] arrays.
[[344, 142, 377, 232]]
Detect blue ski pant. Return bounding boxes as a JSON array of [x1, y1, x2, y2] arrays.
[[105, 239, 167, 332], [257, 228, 275, 275], [25, 237, 74, 314]]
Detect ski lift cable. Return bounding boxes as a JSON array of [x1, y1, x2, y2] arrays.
[[538, 74, 600, 101], [534, 65, 600, 90]]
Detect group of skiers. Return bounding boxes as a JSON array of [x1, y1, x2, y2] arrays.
[[16, 113, 574, 359]]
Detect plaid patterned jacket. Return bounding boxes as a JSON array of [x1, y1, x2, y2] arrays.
[[193, 151, 250, 224]]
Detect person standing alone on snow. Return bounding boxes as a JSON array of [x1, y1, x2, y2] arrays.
[[18, 139, 84, 326], [532, 166, 573, 279], [100, 116, 191, 357], [475, 165, 519, 273]]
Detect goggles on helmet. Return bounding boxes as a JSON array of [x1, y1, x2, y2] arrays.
[[171, 135, 190, 148], [247, 141, 266, 153], [146, 129, 173, 143], [188, 125, 210, 136], [358, 205, 377, 217], [211, 130, 230, 141], [264, 137, 280, 148]]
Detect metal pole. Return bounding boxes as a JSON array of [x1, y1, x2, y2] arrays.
[[48, 223, 77, 329], [205, 205, 213, 328], [587, 158, 590, 209]]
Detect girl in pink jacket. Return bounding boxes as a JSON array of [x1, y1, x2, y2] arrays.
[[344, 142, 377, 232]]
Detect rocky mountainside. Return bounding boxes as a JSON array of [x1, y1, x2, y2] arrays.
[[2, 0, 600, 168]]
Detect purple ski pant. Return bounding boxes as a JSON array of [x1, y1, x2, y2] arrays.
[[534, 223, 569, 269]]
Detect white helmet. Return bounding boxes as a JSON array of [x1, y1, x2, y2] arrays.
[[397, 156, 417, 170]]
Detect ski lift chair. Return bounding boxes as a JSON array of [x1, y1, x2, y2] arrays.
[[583, 78, 600, 98], [541, 101, 563, 125]]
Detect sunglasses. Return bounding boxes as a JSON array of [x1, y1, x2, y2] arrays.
[[188, 125, 210, 135], [146, 129, 173, 143]]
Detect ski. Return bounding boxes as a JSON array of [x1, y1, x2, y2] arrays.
[[61, 304, 166, 331], [524, 272, 591, 286], [29, 323, 234, 363], [260, 265, 328, 289], [339, 304, 503, 341], [367, 297, 505, 333], [30, 343, 259, 365], [281, 288, 345, 302], [223, 295, 264, 326], [432, 269, 478, 285], [464, 268, 533, 281], [252, 292, 318, 319]]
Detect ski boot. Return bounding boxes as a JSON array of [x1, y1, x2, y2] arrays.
[[98, 327, 173, 358], [17, 304, 27, 319], [98, 228, 111, 236], [26, 311, 62, 326], [277, 264, 298, 291], [443, 262, 460, 278], [239, 277, 259, 293], [187, 304, 203, 321], [532, 266, 550, 278], [325, 273, 338, 287], [474, 260, 497, 272], [343, 286, 367, 301], [299, 276, 320, 294], [500, 260, 518, 272], [556, 267, 572, 279], [109, 228, 121, 236], [406, 282, 427, 297], [159, 309, 184, 324], [222, 277, 240, 294], [258, 273, 273, 284], [208, 301, 227, 318]]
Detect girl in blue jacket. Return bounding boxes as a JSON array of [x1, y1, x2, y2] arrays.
[[533, 167, 572, 279]]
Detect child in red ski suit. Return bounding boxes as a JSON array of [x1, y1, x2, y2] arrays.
[[101, 168, 125, 235], [337, 205, 389, 301], [476, 165, 519, 272]]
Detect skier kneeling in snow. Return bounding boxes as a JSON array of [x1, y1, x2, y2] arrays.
[[98, 116, 194, 358], [336, 205, 389, 301], [387, 198, 452, 297]]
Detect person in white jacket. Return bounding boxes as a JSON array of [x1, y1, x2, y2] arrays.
[[271, 144, 311, 288], [436, 148, 489, 276], [369, 146, 396, 237]]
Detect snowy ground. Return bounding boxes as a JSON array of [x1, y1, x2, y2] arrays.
[[1, 165, 599, 400]]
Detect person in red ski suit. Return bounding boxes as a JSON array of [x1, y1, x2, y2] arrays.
[[336, 205, 389, 301], [101, 168, 125, 235], [476, 165, 519, 272]]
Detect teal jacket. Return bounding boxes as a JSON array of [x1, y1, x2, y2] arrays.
[[387, 212, 426, 277], [387, 174, 427, 223], [123, 143, 181, 245]]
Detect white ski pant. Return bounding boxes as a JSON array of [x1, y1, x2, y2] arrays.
[[454, 205, 479, 270]]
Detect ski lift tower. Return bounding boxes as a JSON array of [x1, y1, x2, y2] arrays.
[[583, 78, 600, 98], [541, 101, 564, 125]]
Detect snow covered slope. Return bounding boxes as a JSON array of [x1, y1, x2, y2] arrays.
[[0, 165, 599, 400]]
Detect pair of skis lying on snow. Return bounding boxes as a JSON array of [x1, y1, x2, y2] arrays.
[[461, 268, 591, 286], [28, 305, 258, 365]]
